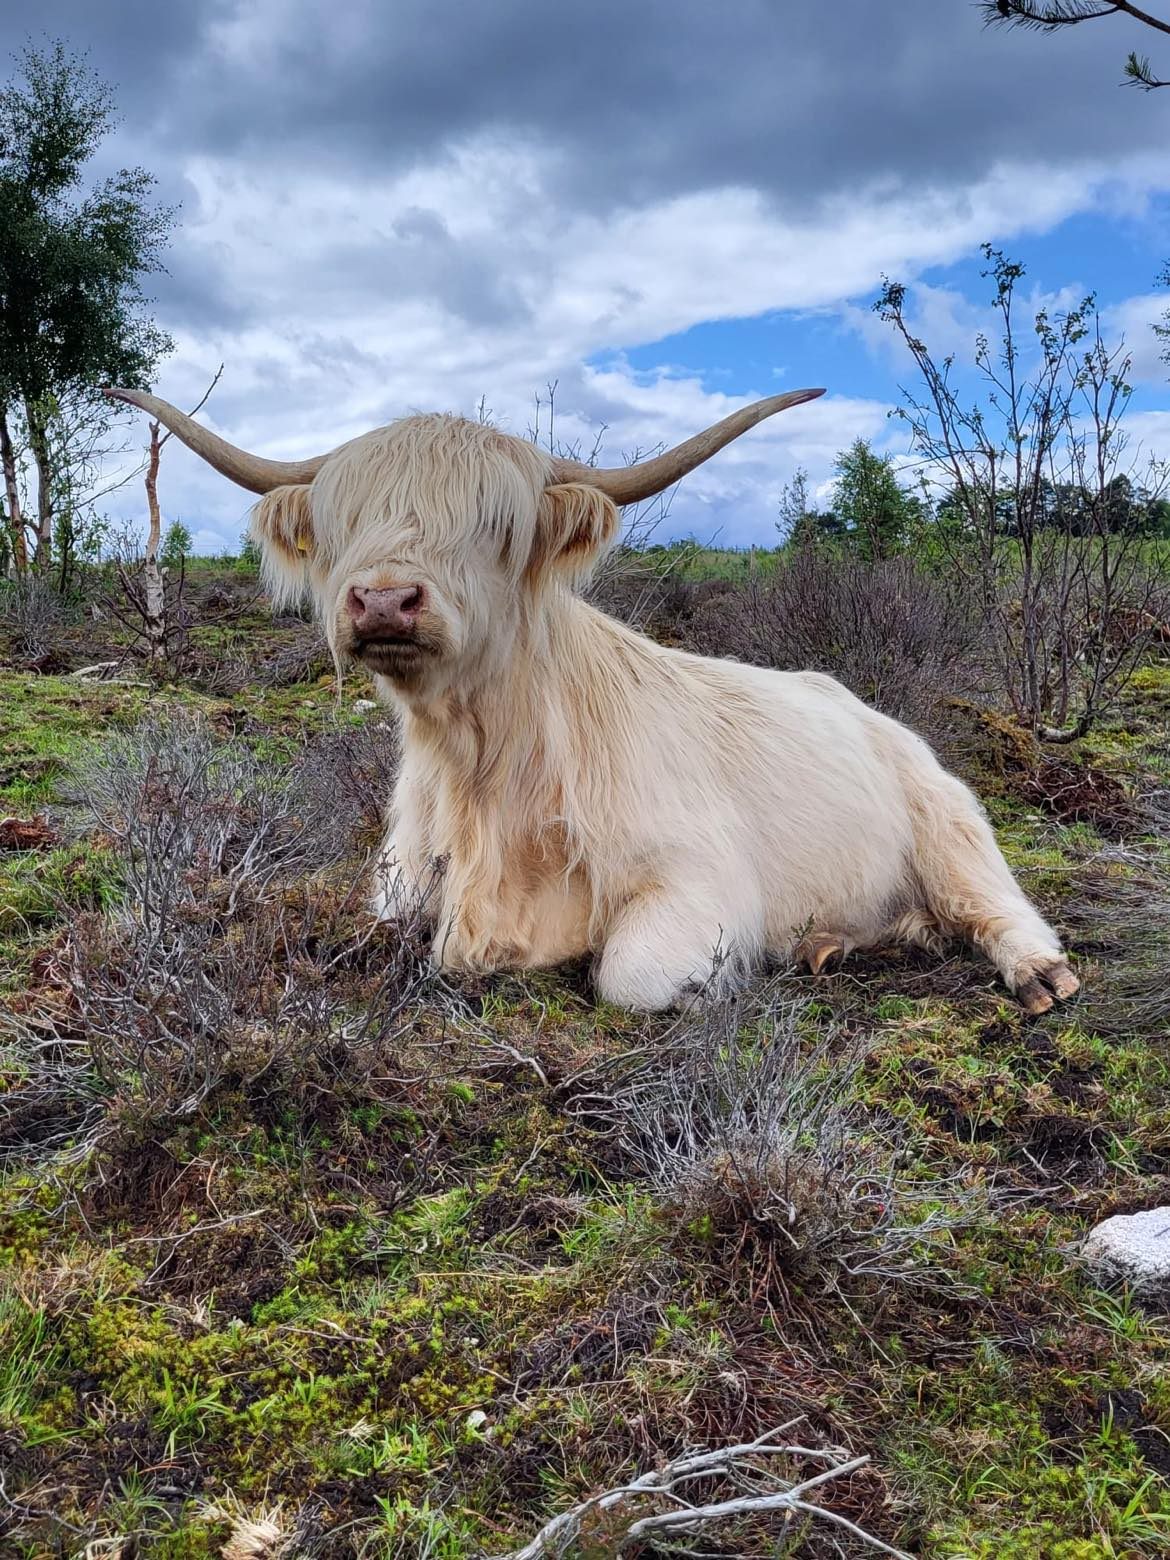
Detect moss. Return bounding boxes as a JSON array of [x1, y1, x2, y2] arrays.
[[4, 573, 1170, 1553]]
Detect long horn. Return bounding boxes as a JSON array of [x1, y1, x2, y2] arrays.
[[551, 387, 825, 505], [103, 388, 333, 494]]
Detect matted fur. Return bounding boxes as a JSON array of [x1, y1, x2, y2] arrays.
[[249, 413, 1077, 1013]]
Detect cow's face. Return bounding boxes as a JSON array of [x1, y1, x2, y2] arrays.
[[249, 416, 618, 698]]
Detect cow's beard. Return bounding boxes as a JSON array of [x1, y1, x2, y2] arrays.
[[353, 638, 434, 675]]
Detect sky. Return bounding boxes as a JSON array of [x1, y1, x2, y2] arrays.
[[9, 0, 1170, 552]]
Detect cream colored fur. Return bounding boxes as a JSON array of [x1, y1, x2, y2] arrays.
[[251, 413, 1073, 1013]]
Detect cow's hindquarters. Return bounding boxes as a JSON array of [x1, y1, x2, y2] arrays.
[[897, 738, 1079, 1014]]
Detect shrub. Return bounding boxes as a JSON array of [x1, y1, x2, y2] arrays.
[[685, 549, 989, 741], [573, 986, 982, 1304], [0, 715, 432, 1162], [0, 574, 66, 663]]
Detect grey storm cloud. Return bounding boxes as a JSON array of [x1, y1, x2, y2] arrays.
[[8, 0, 1170, 549], [13, 0, 1170, 208], [11, 0, 1170, 340]]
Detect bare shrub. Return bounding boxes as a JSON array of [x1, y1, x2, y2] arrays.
[[198, 619, 330, 695], [0, 715, 431, 1163], [256, 625, 331, 686], [687, 550, 988, 739], [878, 253, 1170, 741], [525, 376, 687, 632], [295, 714, 401, 844], [573, 988, 981, 1302], [0, 574, 66, 663], [586, 546, 685, 631], [67, 716, 360, 904]]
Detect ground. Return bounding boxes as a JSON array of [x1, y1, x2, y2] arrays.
[[1, 563, 1169, 1558]]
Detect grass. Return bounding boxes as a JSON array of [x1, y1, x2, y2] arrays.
[[0, 570, 1169, 1556], [640, 538, 784, 581]]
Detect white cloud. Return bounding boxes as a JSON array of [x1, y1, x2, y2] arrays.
[[1103, 292, 1168, 387], [102, 136, 1170, 551]]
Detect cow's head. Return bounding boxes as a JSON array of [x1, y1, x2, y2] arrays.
[[104, 386, 824, 698]]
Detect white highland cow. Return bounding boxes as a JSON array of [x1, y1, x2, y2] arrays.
[[108, 387, 1078, 1016]]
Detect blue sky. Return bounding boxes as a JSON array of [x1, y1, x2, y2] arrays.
[[618, 204, 1170, 410], [589, 194, 1170, 541], [10, 0, 1170, 551]]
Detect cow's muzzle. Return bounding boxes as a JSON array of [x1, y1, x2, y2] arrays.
[[346, 583, 425, 641]]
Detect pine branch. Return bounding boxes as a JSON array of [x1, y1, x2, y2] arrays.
[[981, 0, 1170, 87], [1125, 47, 1170, 83], [980, 1, 1126, 30]]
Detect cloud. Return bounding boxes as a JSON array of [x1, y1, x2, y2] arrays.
[[37, 0, 1170, 202], [1103, 292, 1168, 387], [112, 133, 1167, 546], [7, 1, 1170, 548]]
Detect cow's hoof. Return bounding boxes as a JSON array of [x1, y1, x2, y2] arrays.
[[796, 932, 847, 977], [1014, 955, 1080, 1016]]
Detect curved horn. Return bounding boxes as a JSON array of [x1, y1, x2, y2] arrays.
[[551, 387, 825, 506], [103, 388, 333, 494]]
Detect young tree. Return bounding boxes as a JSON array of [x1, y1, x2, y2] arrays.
[[779, 466, 857, 550], [831, 439, 919, 560], [0, 42, 174, 575], [120, 367, 219, 663], [876, 248, 1167, 741], [161, 521, 192, 568], [980, 2, 1170, 90]]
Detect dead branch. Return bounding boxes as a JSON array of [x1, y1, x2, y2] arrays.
[[491, 1420, 912, 1558]]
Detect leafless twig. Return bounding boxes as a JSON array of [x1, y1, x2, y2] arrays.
[[491, 1420, 912, 1558]]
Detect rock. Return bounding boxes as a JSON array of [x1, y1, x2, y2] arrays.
[[353, 698, 378, 712], [1082, 1207, 1170, 1296]]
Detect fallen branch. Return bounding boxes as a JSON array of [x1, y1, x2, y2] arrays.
[[71, 660, 123, 680], [491, 1420, 912, 1559]]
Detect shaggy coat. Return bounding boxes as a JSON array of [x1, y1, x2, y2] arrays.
[[244, 413, 1078, 1015]]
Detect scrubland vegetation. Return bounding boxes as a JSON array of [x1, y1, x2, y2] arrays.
[[2, 530, 1170, 1559], [4, 33, 1170, 1559]]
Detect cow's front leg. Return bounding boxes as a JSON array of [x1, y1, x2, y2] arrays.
[[595, 890, 756, 1012], [370, 768, 437, 924]]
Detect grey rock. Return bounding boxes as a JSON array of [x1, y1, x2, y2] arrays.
[[1082, 1206, 1170, 1296]]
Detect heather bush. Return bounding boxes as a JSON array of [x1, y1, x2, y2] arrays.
[[684, 548, 989, 739]]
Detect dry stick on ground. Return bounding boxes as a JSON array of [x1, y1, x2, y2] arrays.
[[492, 1421, 913, 1559]]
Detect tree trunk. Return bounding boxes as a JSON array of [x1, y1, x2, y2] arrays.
[[24, 400, 53, 571], [0, 403, 28, 574], [142, 419, 166, 661]]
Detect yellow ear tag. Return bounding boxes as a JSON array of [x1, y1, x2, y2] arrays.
[[296, 537, 309, 554]]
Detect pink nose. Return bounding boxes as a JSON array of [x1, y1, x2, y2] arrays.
[[346, 584, 425, 638]]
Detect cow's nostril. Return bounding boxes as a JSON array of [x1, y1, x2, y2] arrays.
[[346, 583, 426, 641]]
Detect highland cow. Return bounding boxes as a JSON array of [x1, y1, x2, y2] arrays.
[[107, 386, 1078, 1015]]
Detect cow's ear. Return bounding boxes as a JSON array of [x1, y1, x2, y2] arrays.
[[250, 485, 316, 606], [532, 482, 619, 581]]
